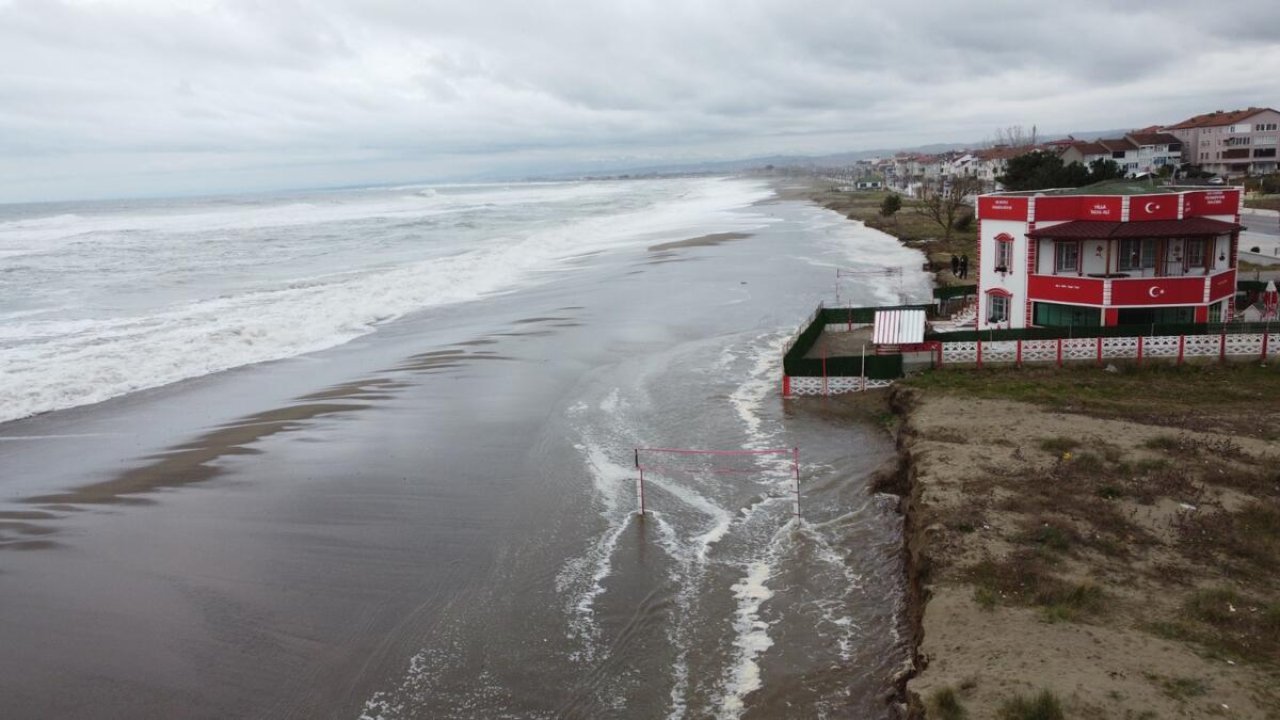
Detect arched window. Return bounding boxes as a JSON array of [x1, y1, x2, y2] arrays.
[[994, 233, 1015, 274], [986, 288, 1012, 324]]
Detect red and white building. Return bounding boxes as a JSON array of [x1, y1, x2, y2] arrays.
[[975, 187, 1242, 330]]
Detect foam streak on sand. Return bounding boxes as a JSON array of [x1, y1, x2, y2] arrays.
[[559, 441, 635, 656], [718, 559, 776, 719]]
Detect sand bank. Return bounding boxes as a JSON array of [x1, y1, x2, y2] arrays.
[[883, 372, 1280, 719]]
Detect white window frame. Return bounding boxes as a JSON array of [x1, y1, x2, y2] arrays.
[[987, 293, 1010, 324], [995, 236, 1014, 273], [1118, 238, 1157, 272], [1184, 238, 1205, 269], [1054, 241, 1079, 274]]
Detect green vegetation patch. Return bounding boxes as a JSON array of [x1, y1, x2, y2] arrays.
[[997, 689, 1065, 720], [1145, 672, 1209, 702], [964, 551, 1106, 623], [1178, 501, 1280, 573], [1147, 586, 1280, 664], [928, 685, 968, 720], [1036, 437, 1079, 455]]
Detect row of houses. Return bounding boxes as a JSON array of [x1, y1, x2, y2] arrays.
[[834, 106, 1279, 190]]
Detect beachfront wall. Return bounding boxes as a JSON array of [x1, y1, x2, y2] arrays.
[[781, 304, 925, 396], [781, 305, 1278, 398]]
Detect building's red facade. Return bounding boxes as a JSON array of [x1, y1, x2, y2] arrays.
[[975, 188, 1242, 330]]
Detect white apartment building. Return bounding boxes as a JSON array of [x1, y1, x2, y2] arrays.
[[1164, 107, 1280, 177]]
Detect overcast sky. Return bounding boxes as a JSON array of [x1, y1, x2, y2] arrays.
[[2, 0, 1279, 202]]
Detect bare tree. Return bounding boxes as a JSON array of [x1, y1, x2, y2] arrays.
[[913, 176, 984, 241], [993, 124, 1038, 148]]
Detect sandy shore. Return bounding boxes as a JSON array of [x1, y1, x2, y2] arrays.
[[884, 371, 1280, 719]]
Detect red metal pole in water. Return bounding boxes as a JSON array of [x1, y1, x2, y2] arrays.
[[821, 348, 828, 397], [791, 447, 801, 521], [634, 449, 645, 516]]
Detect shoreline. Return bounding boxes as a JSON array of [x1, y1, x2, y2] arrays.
[[797, 183, 1280, 718]]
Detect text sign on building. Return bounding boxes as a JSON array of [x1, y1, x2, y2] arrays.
[[1209, 270, 1236, 300], [1127, 195, 1180, 221], [1027, 274, 1104, 305], [978, 195, 1029, 221], [1109, 277, 1204, 305], [1033, 196, 1122, 222], [1183, 189, 1239, 218]]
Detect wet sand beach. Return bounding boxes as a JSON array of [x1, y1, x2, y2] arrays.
[[0, 186, 930, 719]]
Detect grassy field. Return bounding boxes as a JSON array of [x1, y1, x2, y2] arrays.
[[1244, 196, 1280, 213], [904, 362, 1280, 440]]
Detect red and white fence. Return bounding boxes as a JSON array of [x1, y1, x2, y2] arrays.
[[785, 376, 896, 396], [936, 330, 1275, 368]]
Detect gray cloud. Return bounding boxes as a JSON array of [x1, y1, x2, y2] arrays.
[[2, 0, 1278, 201]]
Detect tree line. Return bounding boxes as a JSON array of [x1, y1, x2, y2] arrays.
[[997, 151, 1127, 191]]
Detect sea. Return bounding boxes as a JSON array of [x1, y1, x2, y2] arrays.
[[0, 176, 933, 719]]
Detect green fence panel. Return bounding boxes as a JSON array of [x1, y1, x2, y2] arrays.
[[784, 353, 904, 379], [933, 285, 978, 300], [782, 308, 827, 376], [819, 304, 934, 326]]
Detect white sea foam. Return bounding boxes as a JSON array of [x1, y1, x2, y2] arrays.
[[718, 560, 776, 719], [0, 177, 774, 423], [643, 475, 734, 561], [558, 441, 636, 657]]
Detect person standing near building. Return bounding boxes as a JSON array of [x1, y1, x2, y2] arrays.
[[950, 255, 960, 277], [959, 254, 969, 279]]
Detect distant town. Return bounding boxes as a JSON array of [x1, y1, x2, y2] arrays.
[[800, 106, 1280, 196]]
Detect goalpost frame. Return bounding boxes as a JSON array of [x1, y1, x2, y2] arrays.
[[632, 447, 802, 521]]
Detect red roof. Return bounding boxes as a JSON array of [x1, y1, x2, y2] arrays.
[[1027, 217, 1241, 240], [1063, 141, 1108, 156], [1098, 138, 1137, 152], [1126, 132, 1181, 147], [1165, 107, 1278, 130]]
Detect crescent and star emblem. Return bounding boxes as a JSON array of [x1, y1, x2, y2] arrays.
[[1148, 286, 1165, 298], [1144, 202, 1159, 213]]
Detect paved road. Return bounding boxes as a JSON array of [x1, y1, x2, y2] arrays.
[[1240, 210, 1280, 262], [1241, 210, 1279, 237]]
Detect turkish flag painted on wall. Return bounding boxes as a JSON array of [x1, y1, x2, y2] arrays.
[[1128, 196, 1180, 221], [1109, 277, 1203, 305]]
